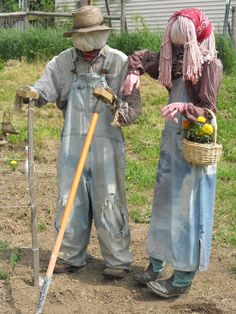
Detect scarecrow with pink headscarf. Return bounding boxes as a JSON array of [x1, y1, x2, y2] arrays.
[[123, 8, 223, 298]]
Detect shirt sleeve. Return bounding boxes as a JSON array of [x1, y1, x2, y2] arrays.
[[107, 54, 142, 127], [199, 59, 223, 113], [128, 49, 160, 79], [183, 59, 223, 121], [33, 56, 61, 106], [112, 87, 141, 127]]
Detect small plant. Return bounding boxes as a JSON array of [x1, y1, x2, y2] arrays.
[[130, 208, 151, 223], [0, 269, 10, 281], [0, 242, 21, 279], [182, 116, 214, 144], [10, 249, 21, 270], [9, 159, 18, 171], [0, 240, 10, 253], [37, 222, 47, 232]]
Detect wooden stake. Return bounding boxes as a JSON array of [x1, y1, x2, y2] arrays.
[[28, 100, 39, 286]]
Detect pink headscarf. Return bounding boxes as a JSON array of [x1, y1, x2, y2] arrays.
[[171, 8, 212, 42], [158, 8, 214, 88]]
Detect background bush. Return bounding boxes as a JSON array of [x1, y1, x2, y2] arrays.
[[216, 34, 236, 72], [0, 0, 18, 12], [0, 25, 235, 73], [0, 0, 55, 12], [0, 27, 71, 62]]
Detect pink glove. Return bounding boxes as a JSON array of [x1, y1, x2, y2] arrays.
[[121, 73, 140, 96], [161, 102, 187, 123]]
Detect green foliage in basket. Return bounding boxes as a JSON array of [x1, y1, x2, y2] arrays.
[[182, 116, 214, 144]]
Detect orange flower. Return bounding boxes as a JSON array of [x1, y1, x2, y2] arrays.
[[182, 120, 190, 129]]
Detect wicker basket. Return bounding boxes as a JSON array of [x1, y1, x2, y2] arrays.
[[182, 109, 222, 166]]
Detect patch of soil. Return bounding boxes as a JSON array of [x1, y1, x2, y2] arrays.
[[0, 148, 236, 314]]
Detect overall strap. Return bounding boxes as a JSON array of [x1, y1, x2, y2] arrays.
[[101, 48, 114, 76], [70, 48, 77, 74]]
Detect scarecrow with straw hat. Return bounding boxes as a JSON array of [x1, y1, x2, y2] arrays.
[[17, 5, 141, 279], [122, 8, 223, 297]]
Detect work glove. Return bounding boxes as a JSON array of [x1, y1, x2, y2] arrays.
[[121, 73, 140, 96], [161, 102, 187, 123], [103, 87, 118, 113], [102, 87, 129, 127], [93, 86, 117, 113], [15, 86, 39, 109]]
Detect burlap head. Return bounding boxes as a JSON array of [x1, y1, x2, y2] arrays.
[[64, 5, 111, 37]]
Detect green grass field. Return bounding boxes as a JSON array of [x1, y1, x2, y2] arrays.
[[0, 60, 235, 247]]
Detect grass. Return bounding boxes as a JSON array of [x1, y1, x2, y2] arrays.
[[0, 60, 235, 247]]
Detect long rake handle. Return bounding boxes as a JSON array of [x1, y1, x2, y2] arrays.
[[46, 111, 99, 277]]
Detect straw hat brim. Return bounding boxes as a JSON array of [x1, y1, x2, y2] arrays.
[[64, 25, 111, 37]]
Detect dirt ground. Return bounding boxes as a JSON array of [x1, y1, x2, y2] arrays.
[[0, 142, 236, 314]]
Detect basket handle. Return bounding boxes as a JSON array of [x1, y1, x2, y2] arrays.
[[205, 108, 217, 144]]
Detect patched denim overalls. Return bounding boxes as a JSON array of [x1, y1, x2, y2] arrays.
[[146, 78, 216, 272], [55, 52, 133, 269]]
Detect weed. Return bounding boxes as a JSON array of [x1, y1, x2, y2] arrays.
[[0, 269, 10, 280], [9, 159, 18, 171], [10, 249, 21, 270], [0, 244, 21, 279], [130, 208, 151, 224], [0, 240, 10, 253], [37, 222, 47, 232]]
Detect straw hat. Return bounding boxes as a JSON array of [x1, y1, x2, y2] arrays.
[[64, 5, 111, 37]]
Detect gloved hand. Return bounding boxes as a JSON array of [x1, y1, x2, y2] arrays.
[[93, 86, 118, 114], [121, 73, 140, 96], [103, 87, 118, 113], [161, 102, 187, 123], [15, 86, 39, 109]]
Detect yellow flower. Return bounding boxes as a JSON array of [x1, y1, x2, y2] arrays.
[[197, 116, 206, 123], [182, 120, 190, 129], [201, 123, 214, 135], [9, 160, 17, 171], [10, 160, 17, 166]]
